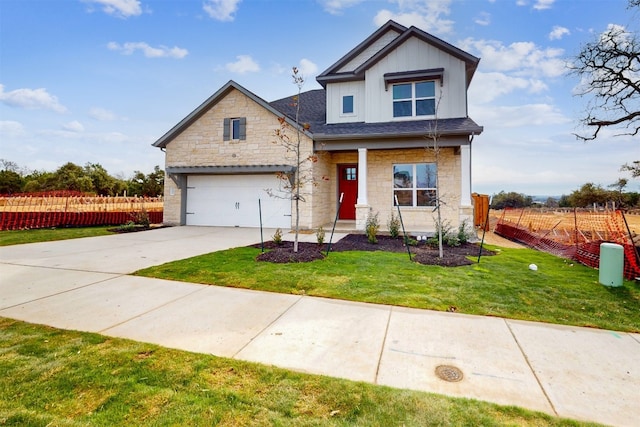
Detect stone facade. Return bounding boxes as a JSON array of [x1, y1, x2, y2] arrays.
[[162, 88, 319, 228], [316, 148, 463, 232], [160, 88, 467, 232]]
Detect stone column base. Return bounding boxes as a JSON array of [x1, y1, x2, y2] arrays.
[[355, 204, 371, 231], [459, 205, 474, 228]]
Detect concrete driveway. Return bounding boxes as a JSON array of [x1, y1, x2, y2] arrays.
[[0, 226, 638, 427]]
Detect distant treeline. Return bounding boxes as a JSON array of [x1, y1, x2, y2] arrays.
[[0, 160, 163, 197], [490, 183, 640, 210]]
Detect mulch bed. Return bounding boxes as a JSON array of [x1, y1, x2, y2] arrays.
[[253, 234, 495, 266]]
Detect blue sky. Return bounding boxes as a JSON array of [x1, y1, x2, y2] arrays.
[[0, 0, 637, 196]]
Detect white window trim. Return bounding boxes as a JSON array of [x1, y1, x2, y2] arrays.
[[393, 163, 437, 208], [231, 118, 241, 140], [340, 94, 356, 117], [392, 81, 438, 121]]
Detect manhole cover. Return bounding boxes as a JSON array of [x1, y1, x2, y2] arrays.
[[435, 365, 463, 382]]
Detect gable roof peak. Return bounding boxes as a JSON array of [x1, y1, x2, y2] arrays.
[[316, 19, 480, 88], [152, 79, 307, 149]]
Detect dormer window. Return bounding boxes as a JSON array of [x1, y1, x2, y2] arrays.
[[392, 81, 436, 118]]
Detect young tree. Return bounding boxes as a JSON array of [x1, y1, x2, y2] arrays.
[[269, 67, 321, 253], [571, 0, 639, 141], [425, 95, 445, 258]]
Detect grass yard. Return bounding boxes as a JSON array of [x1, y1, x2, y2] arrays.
[[0, 317, 602, 426], [0, 226, 114, 246], [135, 245, 640, 332]]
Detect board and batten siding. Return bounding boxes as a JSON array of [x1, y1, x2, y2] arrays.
[[364, 37, 468, 122], [336, 30, 401, 73], [326, 81, 366, 124]]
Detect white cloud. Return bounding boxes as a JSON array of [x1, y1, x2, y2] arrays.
[[374, 0, 454, 35], [107, 42, 188, 59], [0, 120, 25, 137], [474, 12, 491, 26], [203, 0, 241, 21], [516, 0, 555, 10], [470, 104, 571, 128], [459, 38, 566, 78], [84, 0, 142, 18], [533, 0, 555, 10], [0, 84, 67, 113], [549, 25, 570, 40], [319, 0, 364, 15], [297, 59, 319, 80], [63, 121, 85, 132], [469, 72, 547, 104], [225, 55, 260, 74], [89, 107, 117, 121]]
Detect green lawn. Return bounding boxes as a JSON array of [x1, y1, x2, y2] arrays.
[[135, 246, 640, 332], [0, 226, 114, 246], [0, 317, 602, 426]]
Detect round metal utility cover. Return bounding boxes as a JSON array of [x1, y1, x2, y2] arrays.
[[435, 365, 463, 382]]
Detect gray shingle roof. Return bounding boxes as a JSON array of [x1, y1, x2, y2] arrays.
[[269, 89, 483, 141]]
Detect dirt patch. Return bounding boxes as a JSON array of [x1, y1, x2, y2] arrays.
[[253, 234, 495, 266]]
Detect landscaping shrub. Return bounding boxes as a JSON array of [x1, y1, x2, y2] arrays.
[[366, 211, 380, 244], [387, 212, 401, 238], [316, 226, 325, 245], [272, 228, 283, 245]]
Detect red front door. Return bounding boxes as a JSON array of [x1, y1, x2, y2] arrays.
[[338, 164, 358, 220]]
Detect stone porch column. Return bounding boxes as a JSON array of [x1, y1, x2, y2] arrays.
[[355, 148, 370, 230]]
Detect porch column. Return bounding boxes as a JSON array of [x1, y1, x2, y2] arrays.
[[460, 144, 472, 206], [355, 148, 370, 230], [357, 148, 368, 205]]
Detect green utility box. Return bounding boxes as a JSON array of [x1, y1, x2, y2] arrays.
[[599, 243, 624, 287]]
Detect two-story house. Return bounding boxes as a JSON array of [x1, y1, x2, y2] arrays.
[[153, 20, 483, 232]]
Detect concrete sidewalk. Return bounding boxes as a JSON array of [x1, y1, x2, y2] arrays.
[[0, 227, 638, 426]]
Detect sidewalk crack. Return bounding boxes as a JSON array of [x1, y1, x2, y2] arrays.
[[374, 305, 393, 384], [505, 319, 558, 416]]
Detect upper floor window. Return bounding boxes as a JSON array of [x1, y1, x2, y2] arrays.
[[392, 81, 436, 118], [342, 95, 354, 115], [223, 117, 246, 141]]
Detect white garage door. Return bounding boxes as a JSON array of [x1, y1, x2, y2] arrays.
[[186, 175, 291, 228]]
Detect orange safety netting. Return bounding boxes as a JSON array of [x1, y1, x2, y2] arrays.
[[494, 208, 640, 280], [0, 195, 163, 230]]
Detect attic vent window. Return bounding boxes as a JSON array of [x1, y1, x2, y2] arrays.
[[223, 117, 246, 141]]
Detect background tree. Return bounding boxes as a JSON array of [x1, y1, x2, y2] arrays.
[[558, 194, 572, 208], [0, 170, 23, 194], [84, 163, 127, 196], [127, 165, 164, 196], [0, 160, 161, 196], [567, 183, 610, 207], [544, 197, 559, 208], [571, 0, 639, 141], [621, 161, 640, 178], [490, 191, 533, 209]]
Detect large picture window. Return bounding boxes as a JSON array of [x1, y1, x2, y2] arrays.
[[393, 163, 437, 207], [392, 81, 436, 118]]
